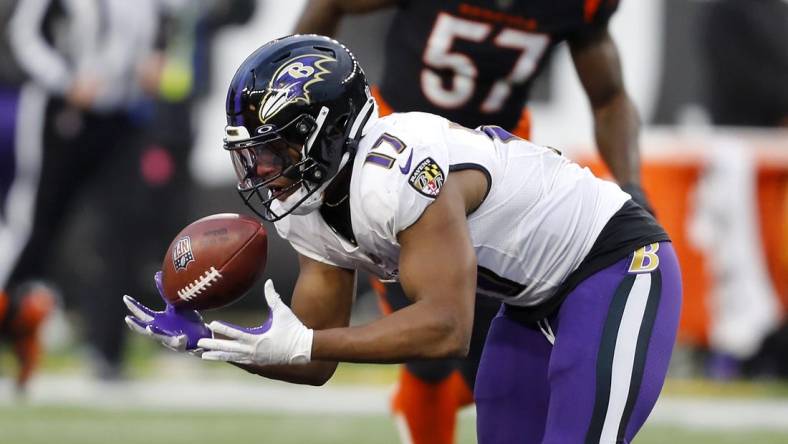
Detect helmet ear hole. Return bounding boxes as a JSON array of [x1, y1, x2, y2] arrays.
[[296, 117, 315, 136], [305, 164, 327, 182]]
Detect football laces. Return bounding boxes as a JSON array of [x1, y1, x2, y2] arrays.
[[177, 267, 223, 301]]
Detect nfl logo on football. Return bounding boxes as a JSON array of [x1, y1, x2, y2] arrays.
[[172, 236, 195, 271]]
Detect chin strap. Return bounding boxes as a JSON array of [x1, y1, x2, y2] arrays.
[[345, 96, 378, 154], [304, 106, 330, 159], [267, 97, 377, 220]]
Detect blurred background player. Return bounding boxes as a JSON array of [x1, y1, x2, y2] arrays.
[[697, 0, 788, 128], [0, 0, 161, 388], [687, 0, 788, 379], [0, 0, 53, 394], [295, 1, 651, 442], [78, 0, 257, 380], [0, 0, 259, 384]]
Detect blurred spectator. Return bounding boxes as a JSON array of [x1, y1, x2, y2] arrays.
[[691, 0, 788, 379], [0, 0, 26, 209], [48, 0, 258, 380], [698, 0, 788, 127], [0, 0, 160, 387], [688, 139, 781, 379], [0, 0, 52, 394]]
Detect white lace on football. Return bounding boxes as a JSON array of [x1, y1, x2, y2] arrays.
[[178, 267, 223, 301]]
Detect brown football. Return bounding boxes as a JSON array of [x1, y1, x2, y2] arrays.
[[161, 213, 267, 310]]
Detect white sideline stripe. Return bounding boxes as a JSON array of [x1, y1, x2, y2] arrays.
[[393, 413, 414, 444], [1, 375, 390, 415], [2, 376, 788, 430], [652, 397, 788, 431], [600, 273, 651, 442]]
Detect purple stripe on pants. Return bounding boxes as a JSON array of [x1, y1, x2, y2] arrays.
[[475, 242, 682, 444]]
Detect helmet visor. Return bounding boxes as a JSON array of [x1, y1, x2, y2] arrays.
[[225, 112, 320, 190], [228, 138, 298, 191]]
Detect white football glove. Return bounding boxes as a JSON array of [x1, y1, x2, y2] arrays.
[[197, 279, 313, 366]]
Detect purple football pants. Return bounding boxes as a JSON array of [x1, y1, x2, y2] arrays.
[[475, 242, 682, 444]]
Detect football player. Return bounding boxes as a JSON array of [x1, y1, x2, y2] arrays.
[[125, 35, 680, 444], [294, 1, 651, 442], [2, 0, 161, 386]]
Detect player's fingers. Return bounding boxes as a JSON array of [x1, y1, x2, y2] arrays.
[[123, 295, 155, 322], [155, 336, 180, 351], [206, 320, 255, 341], [160, 336, 186, 351], [154, 271, 169, 301], [168, 334, 187, 351], [197, 337, 250, 354], [187, 348, 204, 357], [145, 326, 164, 341], [263, 279, 281, 309], [201, 351, 250, 364], [125, 316, 150, 336], [148, 326, 186, 351]]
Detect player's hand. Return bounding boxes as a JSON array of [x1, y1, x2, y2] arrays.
[[621, 183, 656, 216], [123, 271, 211, 354], [66, 75, 102, 109], [197, 279, 313, 366]]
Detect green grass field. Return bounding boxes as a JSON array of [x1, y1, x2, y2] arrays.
[[2, 405, 788, 444], [3, 327, 788, 443]]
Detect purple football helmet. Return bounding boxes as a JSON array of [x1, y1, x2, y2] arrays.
[[224, 34, 374, 221]]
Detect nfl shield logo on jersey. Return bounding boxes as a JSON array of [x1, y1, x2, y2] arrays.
[[408, 157, 445, 198], [172, 236, 195, 271]]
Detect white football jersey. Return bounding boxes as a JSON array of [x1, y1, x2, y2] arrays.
[[275, 112, 630, 307]]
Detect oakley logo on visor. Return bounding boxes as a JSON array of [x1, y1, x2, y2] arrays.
[[256, 124, 276, 135]]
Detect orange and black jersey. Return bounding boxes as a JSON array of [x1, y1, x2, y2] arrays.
[[379, 0, 619, 131]]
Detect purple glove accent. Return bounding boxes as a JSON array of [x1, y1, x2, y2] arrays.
[[154, 270, 167, 300], [126, 271, 211, 350], [213, 314, 273, 336], [155, 304, 211, 349]]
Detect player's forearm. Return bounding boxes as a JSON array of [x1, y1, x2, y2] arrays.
[[233, 360, 338, 386], [311, 298, 472, 363], [593, 91, 642, 186], [294, 0, 399, 35]]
